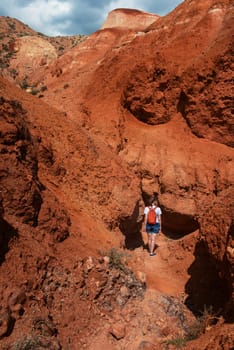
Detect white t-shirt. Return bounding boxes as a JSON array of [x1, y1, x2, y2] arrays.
[[144, 206, 162, 223]]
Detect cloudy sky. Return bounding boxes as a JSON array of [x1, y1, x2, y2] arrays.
[[0, 0, 184, 36]]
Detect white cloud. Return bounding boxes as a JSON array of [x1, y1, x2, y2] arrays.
[[9, 0, 72, 35], [105, 0, 151, 13], [0, 0, 184, 36]]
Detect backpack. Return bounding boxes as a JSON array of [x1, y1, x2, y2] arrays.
[[147, 207, 156, 224]]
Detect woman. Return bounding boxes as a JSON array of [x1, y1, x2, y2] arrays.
[[143, 199, 162, 256]]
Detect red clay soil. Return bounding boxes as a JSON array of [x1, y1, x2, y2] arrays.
[[0, 1, 233, 349]]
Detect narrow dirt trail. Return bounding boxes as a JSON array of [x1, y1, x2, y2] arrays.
[[88, 232, 197, 350], [130, 232, 197, 299]]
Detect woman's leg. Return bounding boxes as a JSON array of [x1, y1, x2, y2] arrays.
[[148, 234, 155, 254], [150, 234, 155, 254], [147, 233, 151, 253]]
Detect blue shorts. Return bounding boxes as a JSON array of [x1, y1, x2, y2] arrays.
[[146, 223, 160, 234]]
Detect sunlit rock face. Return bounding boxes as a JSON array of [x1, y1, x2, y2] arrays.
[[100, 8, 160, 31]]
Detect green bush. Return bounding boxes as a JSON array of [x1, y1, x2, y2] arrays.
[[8, 23, 16, 30], [185, 305, 217, 341], [107, 248, 127, 272], [20, 79, 29, 90], [163, 306, 218, 348], [13, 335, 44, 350], [165, 337, 187, 349], [40, 85, 47, 92]]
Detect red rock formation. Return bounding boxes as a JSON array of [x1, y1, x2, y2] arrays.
[[100, 8, 160, 30], [0, 0, 233, 349]]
